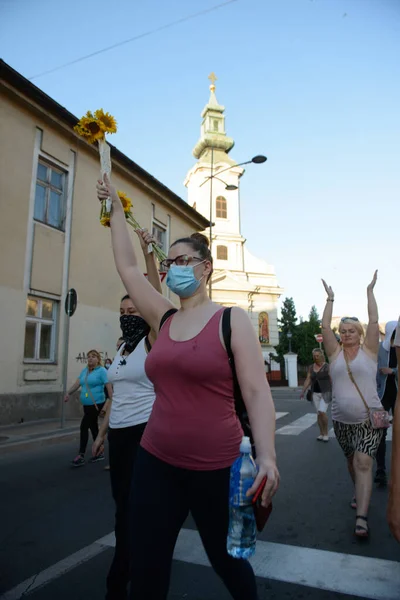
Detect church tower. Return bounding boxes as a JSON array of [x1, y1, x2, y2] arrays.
[[184, 74, 283, 358], [184, 73, 246, 272]]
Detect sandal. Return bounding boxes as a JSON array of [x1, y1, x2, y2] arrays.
[[350, 496, 357, 509], [354, 515, 369, 538]]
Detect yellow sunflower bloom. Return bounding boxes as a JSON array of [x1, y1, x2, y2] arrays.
[[94, 109, 118, 134], [79, 116, 104, 143], [117, 190, 133, 214], [100, 215, 111, 227]]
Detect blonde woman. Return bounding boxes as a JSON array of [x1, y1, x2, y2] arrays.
[[321, 272, 383, 538], [65, 350, 112, 467], [300, 349, 332, 441]]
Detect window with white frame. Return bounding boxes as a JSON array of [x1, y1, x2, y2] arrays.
[[34, 160, 66, 230], [152, 221, 168, 255], [24, 296, 58, 362]]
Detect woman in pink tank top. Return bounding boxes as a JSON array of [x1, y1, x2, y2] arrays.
[[97, 175, 279, 600], [321, 273, 383, 539]]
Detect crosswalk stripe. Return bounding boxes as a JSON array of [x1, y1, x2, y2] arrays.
[[276, 413, 316, 435], [3, 527, 399, 600], [275, 412, 288, 420], [173, 528, 400, 600]]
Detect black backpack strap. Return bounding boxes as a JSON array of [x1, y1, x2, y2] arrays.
[[159, 308, 178, 331], [144, 336, 152, 353], [222, 308, 253, 445], [222, 307, 234, 363]]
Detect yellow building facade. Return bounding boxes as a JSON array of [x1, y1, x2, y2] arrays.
[[0, 61, 208, 424]]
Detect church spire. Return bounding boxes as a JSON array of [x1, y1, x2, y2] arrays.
[[192, 73, 235, 160]]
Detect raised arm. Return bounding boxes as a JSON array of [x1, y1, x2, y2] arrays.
[[135, 229, 163, 296], [97, 174, 173, 332], [364, 270, 379, 358], [321, 279, 340, 360], [135, 228, 164, 345], [230, 308, 279, 507]]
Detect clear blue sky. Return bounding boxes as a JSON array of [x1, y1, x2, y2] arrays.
[[1, 0, 399, 323]]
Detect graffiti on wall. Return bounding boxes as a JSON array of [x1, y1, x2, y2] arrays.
[[75, 351, 110, 363]]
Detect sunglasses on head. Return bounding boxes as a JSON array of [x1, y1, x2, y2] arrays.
[[340, 317, 359, 322]]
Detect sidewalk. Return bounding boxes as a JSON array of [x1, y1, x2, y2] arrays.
[[0, 388, 301, 455], [0, 418, 80, 455]]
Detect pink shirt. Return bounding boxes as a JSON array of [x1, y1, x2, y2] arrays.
[[142, 308, 243, 470]]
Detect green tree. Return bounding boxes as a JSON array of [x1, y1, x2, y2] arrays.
[[296, 306, 323, 365], [274, 297, 298, 364]]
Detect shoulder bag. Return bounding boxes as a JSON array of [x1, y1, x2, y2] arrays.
[[343, 352, 390, 429]]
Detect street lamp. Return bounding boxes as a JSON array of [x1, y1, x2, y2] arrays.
[[287, 331, 293, 353], [201, 149, 267, 298]]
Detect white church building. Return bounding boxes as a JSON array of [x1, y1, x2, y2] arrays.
[[184, 75, 283, 359]]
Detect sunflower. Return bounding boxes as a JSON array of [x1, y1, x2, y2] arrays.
[[79, 115, 104, 143], [117, 190, 133, 214], [100, 215, 111, 227], [95, 109, 117, 134]]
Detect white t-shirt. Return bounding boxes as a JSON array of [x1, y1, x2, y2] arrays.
[[107, 339, 155, 429], [330, 348, 383, 424]]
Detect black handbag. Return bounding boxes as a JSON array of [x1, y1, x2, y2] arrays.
[[306, 388, 313, 402]]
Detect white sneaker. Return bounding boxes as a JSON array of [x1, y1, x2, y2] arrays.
[[317, 435, 323, 441], [322, 436, 329, 442]]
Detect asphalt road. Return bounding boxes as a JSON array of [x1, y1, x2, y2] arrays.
[[1, 396, 399, 599]]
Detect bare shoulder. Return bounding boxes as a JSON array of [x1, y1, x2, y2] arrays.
[[361, 345, 378, 363], [230, 306, 253, 324], [230, 307, 258, 345], [328, 347, 341, 364]]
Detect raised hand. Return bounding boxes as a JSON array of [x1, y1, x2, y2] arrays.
[[135, 228, 158, 252], [367, 269, 378, 292], [96, 173, 119, 205], [322, 279, 334, 301]]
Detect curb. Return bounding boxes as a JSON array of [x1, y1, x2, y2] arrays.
[[0, 429, 80, 456]]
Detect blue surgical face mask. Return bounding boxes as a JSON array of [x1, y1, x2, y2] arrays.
[[166, 262, 205, 298]]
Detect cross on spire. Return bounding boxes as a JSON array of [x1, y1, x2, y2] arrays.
[[208, 72, 217, 90]]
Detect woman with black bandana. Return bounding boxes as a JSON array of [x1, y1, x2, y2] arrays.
[[92, 229, 162, 600]]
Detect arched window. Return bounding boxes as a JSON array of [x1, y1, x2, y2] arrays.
[[217, 245, 228, 260], [216, 196, 227, 219]]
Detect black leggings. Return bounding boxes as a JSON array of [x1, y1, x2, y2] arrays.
[[79, 404, 103, 455], [106, 423, 147, 600], [376, 392, 396, 470], [129, 448, 257, 600]]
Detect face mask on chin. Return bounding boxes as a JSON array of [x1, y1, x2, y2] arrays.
[[119, 314, 151, 353], [166, 262, 205, 298]]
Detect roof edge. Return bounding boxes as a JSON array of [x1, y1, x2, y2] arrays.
[[0, 59, 209, 230]]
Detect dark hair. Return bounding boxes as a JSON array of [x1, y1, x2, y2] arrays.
[[170, 233, 213, 281], [121, 294, 130, 302]]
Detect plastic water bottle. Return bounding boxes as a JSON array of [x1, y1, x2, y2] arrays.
[[227, 436, 257, 559]]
